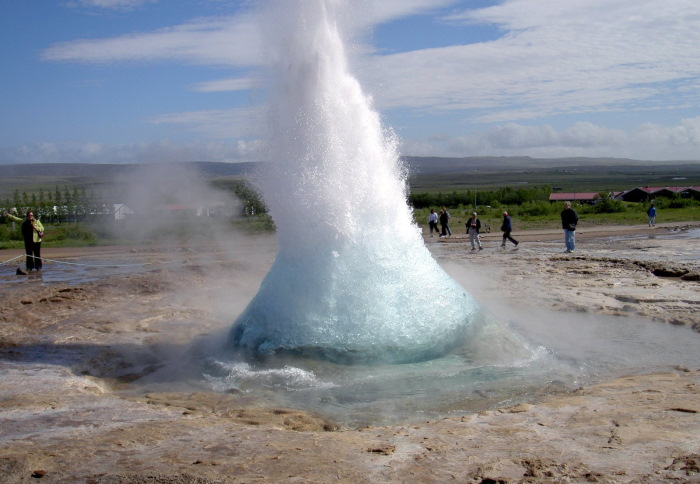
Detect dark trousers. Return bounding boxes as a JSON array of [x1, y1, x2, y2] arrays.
[[502, 231, 518, 246], [429, 221, 439, 234], [24, 241, 42, 270]]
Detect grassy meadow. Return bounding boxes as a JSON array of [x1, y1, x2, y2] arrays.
[[1, 158, 699, 249], [412, 203, 700, 236]]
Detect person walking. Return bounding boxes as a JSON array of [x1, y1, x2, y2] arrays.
[[428, 208, 440, 237], [466, 212, 483, 250], [4, 210, 44, 272], [647, 203, 656, 226], [442, 206, 452, 236], [560, 201, 579, 253], [439, 208, 450, 238], [500, 211, 519, 248]]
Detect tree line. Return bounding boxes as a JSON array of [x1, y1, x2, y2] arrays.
[[0, 185, 115, 224], [409, 185, 553, 209]]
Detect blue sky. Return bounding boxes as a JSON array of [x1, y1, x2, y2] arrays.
[[1, 0, 699, 164]]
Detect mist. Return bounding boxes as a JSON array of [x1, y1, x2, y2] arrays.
[[100, 163, 244, 247]]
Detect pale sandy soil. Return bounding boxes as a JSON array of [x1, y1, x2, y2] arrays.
[[0, 222, 699, 483]]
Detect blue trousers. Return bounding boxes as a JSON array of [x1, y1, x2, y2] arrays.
[[564, 229, 576, 251]]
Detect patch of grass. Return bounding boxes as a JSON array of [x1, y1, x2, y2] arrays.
[[412, 204, 700, 234], [231, 214, 276, 232], [0, 222, 98, 250]]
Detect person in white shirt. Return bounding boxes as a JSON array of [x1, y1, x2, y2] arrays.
[[427, 208, 439, 237]]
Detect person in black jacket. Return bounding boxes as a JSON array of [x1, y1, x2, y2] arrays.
[[560, 201, 579, 253], [439, 208, 450, 238], [500, 211, 519, 248], [466, 212, 483, 250]]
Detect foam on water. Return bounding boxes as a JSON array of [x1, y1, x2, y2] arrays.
[[215, 306, 700, 427], [228, 0, 478, 363]]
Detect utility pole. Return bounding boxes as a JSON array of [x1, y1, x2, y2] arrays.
[[474, 169, 477, 209]]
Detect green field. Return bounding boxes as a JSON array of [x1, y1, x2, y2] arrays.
[[1, 158, 699, 248], [412, 204, 700, 236], [2, 158, 700, 201], [408, 163, 700, 193]]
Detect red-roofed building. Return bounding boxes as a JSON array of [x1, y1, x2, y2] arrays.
[[549, 192, 621, 204], [681, 187, 700, 200], [616, 186, 690, 202]]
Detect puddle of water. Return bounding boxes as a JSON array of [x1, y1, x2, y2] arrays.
[[195, 306, 700, 428], [0, 258, 152, 285]]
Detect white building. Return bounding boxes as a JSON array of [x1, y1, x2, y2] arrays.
[[113, 204, 134, 221]]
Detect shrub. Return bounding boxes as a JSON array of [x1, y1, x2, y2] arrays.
[[50, 223, 98, 245], [0, 223, 22, 242], [519, 201, 556, 217], [593, 198, 626, 213], [667, 198, 696, 209]]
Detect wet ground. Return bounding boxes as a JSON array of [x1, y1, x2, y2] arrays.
[[0, 225, 699, 483]]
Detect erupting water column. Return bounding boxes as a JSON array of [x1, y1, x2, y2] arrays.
[[229, 0, 479, 364]]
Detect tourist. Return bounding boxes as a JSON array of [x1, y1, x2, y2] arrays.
[[438, 209, 449, 237], [442, 206, 452, 236], [466, 212, 483, 250], [647, 203, 656, 227], [560, 201, 579, 253], [428, 208, 440, 237], [4, 210, 44, 272], [500, 211, 519, 248]]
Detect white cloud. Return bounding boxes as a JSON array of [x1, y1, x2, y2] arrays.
[[147, 105, 264, 139], [46, 0, 458, 67], [366, 0, 461, 24], [0, 139, 260, 164], [192, 77, 254, 92], [65, 0, 156, 11], [635, 117, 700, 147], [46, 0, 700, 125], [28, 0, 700, 162], [560, 122, 627, 148], [486, 124, 559, 149], [41, 15, 262, 66], [404, 117, 700, 161], [6, 118, 699, 165], [483, 122, 628, 150], [366, 0, 700, 123], [46, 0, 462, 67]]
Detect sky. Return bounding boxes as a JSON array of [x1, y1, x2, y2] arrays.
[[1, 0, 700, 165]]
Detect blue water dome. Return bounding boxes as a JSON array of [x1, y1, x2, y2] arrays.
[[228, 0, 480, 364]]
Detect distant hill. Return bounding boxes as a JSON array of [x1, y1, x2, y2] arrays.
[[0, 161, 257, 180], [401, 156, 700, 192], [401, 155, 699, 175], [2, 156, 697, 179], [1, 157, 699, 197]]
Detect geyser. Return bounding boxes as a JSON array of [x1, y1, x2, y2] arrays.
[[229, 0, 479, 363]]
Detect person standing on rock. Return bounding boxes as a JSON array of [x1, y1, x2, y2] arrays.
[[4, 210, 44, 272], [500, 211, 519, 248], [560, 201, 579, 253], [466, 212, 483, 250]]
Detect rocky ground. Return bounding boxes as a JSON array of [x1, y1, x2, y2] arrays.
[[0, 223, 699, 483]]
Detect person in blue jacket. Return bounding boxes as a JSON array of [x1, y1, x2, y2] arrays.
[[647, 203, 656, 227]]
